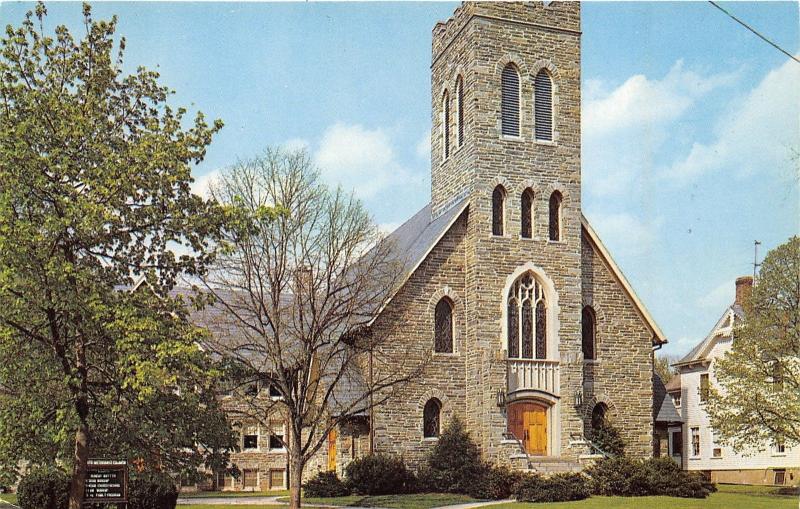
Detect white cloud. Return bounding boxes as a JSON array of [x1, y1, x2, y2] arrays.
[[314, 122, 409, 199], [587, 211, 663, 257], [697, 278, 734, 311], [665, 57, 800, 182], [283, 137, 310, 152], [191, 169, 221, 198], [415, 130, 431, 160], [582, 61, 738, 197]]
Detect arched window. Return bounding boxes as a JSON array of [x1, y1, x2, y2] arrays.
[[548, 191, 562, 241], [442, 90, 450, 160], [520, 188, 534, 239], [582, 306, 596, 360], [501, 64, 520, 137], [423, 398, 442, 438], [434, 297, 454, 354], [591, 403, 608, 432], [492, 185, 506, 236], [507, 272, 547, 360], [456, 76, 465, 148], [534, 70, 553, 141]]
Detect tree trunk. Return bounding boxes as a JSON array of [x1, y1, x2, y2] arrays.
[[68, 413, 90, 509], [288, 434, 304, 509]]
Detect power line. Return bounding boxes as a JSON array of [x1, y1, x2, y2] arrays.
[[708, 1, 800, 65]]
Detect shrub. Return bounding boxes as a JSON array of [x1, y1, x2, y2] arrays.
[[586, 422, 625, 457], [515, 473, 589, 503], [127, 472, 179, 509], [586, 457, 715, 499], [17, 467, 69, 509], [421, 418, 485, 494], [303, 471, 350, 498], [466, 465, 523, 500], [344, 454, 415, 495]]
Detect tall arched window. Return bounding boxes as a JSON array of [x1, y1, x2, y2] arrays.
[[507, 272, 547, 360], [456, 75, 465, 148], [441, 90, 450, 160], [591, 403, 608, 432], [434, 297, 454, 354], [492, 185, 506, 236], [520, 188, 534, 239], [423, 398, 442, 438], [501, 64, 520, 137], [534, 70, 553, 141], [582, 306, 596, 360], [548, 191, 562, 241]]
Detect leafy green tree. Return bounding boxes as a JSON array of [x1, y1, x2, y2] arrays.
[[0, 3, 235, 507], [654, 353, 679, 385], [706, 236, 800, 449]]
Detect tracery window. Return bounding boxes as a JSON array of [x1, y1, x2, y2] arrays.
[[501, 64, 520, 137], [582, 306, 596, 360], [456, 75, 465, 148], [442, 90, 450, 159], [492, 185, 506, 236], [548, 191, 562, 241], [434, 297, 454, 354], [507, 273, 547, 359], [520, 188, 534, 239], [423, 398, 442, 438], [534, 70, 553, 141]]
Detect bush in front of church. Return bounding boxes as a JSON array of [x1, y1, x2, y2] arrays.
[[586, 421, 625, 457], [465, 465, 523, 500], [514, 473, 590, 503], [344, 454, 416, 495], [417, 418, 485, 495], [127, 471, 179, 509], [303, 471, 350, 498], [17, 467, 70, 509], [586, 456, 715, 499]]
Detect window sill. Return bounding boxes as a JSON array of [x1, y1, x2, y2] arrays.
[[583, 359, 599, 365], [547, 240, 566, 245], [772, 453, 787, 457], [500, 135, 524, 142], [432, 351, 459, 357], [268, 448, 287, 453], [535, 139, 557, 146], [689, 456, 701, 460], [519, 236, 543, 241], [711, 456, 723, 460], [242, 449, 261, 453], [491, 233, 507, 239], [422, 437, 439, 442]]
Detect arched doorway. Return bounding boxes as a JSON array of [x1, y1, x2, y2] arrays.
[[507, 401, 548, 455]]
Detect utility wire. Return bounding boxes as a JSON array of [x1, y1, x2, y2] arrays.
[[708, 1, 800, 64]]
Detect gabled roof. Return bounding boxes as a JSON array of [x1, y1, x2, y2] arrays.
[[673, 304, 739, 368], [665, 374, 681, 392], [654, 373, 682, 424], [581, 215, 667, 345]]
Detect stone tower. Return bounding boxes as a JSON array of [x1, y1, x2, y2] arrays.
[[430, 2, 585, 463]]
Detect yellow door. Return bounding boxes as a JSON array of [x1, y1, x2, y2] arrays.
[[327, 429, 337, 471], [524, 405, 547, 455]]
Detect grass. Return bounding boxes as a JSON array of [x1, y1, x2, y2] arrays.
[[181, 489, 291, 498], [716, 483, 798, 497], [0, 494, 17, 505], [181, 506, 288, 509], [287, 493, 479, 509]]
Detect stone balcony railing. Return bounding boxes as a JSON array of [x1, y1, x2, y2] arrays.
[[507, 359, 560, 396]]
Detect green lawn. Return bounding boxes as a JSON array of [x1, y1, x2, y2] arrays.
[[181, 506, 288, 509], [295, 493, 478, 509], [181, 490, 291, 498], [0, 494, 17, 505]]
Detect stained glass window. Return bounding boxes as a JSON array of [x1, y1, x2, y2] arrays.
[[434, 298, 453, 353], [492, 186, 505, 236], [507, 298, 519, 358], [521, 188, 534, 239], [522, 299, 533, 358], [423, 398, 441, 438], [582, 306, 596, 360], [549, 191, 562, 241], [507, 272, 548, 360], [535, 300, 546, 358]]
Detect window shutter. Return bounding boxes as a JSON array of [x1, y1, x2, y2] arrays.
[[534, 71, 553, 141], [501, 65, 520, 137]]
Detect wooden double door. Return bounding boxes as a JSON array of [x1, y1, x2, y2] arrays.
[[508, 401, 548, 455]]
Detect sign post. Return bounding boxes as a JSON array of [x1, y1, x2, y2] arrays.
[[84, 459, 128, 508]]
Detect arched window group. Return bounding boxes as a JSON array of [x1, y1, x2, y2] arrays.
[[507, 272, 547, 359], [500, 64, 554, 141], [423, 398, 441, 438], [582, 306, 596, 360], [491, 188, 562, 240], [434, 297, 454, 354]]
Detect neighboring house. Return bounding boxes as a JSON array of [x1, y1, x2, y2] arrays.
[[673, 276, 800, 485], [183, 2, 671, 491], [653, 373, 683, 463]]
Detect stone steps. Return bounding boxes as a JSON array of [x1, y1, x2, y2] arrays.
[[509, 455, 583, 474]]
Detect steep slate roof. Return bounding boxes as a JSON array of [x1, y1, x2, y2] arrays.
[[654, 373, 682, 424], [673, 303, 742, 368]]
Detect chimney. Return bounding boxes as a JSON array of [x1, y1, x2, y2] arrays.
[[734, 276, 753, 306]]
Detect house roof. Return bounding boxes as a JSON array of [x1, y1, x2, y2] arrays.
[[581, 215, 667, 345], [673, 303, 741, 368], [654, 373, 682, 424], [665, 375, 681, 392]]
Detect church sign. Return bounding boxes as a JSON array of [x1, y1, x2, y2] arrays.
[[84, 459, 128, 504]]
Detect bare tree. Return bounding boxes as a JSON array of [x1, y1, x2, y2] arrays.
[[197, 148, 423, 508]]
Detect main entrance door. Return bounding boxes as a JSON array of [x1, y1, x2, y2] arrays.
[[508, 402, 548, 455]]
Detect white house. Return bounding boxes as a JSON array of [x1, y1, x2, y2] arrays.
[[672, 276, 800, 485]]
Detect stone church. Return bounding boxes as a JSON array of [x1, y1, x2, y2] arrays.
[[350, 1, 669, 473]]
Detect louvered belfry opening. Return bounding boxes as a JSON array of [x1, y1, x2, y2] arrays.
[[534, 70, 553, 141], [442, 90, 450, 159], [501, 64, 520, 137], [456, 76, 464, 148]]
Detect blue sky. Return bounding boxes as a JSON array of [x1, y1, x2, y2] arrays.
[[2, 1, 798, 358]]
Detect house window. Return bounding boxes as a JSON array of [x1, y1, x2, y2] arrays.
[[581, 306, 596, 360], [456, 75, 465, 148], [269, 434, 283, 450], [217, 471, 233, 489], [243, 425, 259, 451], [242, 469, 258, 489], [520, 188, 534, 239], [775, 469, 787, 485], [269, 384, 282, 399], [501, 64, 520, 137], [507, 272, 548, 360], [434, 297, 454, 353], [699, 373, 709, 402], [534, 70, 553, 141], [548, 191, 562, 241], [423, 398, 442, 438], [442, 90, 450, 160], [671, 431, 682, 456], [492, 185, 506, 236], [269, 469, 285, 489], [691, 427, 700, 457], [774, 440, 786, 455]]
